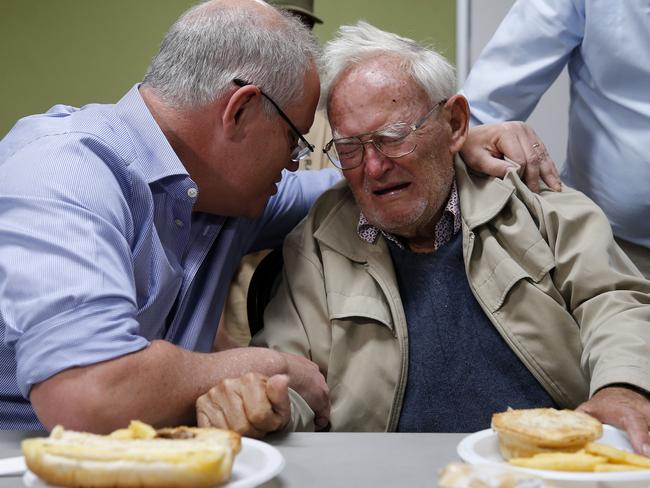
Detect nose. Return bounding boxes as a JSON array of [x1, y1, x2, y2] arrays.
[[363, 144, 392, 179]]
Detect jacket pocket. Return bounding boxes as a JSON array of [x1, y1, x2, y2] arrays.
[[326, 292, 394, 332], [471, 234, 556, 313]]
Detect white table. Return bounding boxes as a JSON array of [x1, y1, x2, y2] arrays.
[[0, 431, 466, 487]]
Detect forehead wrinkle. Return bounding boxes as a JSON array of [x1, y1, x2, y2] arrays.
[[329, 56, 430, 137]]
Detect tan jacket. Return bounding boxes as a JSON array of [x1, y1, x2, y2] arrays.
[[256, 158, 650, 432]]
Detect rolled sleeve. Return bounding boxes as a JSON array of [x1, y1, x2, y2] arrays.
[[15, 301, 149, 398], [0, 149, 148, 397]]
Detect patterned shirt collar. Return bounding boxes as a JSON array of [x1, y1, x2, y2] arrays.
[[357, 178, 461, 251]]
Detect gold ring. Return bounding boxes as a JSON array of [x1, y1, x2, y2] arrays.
[[532, 143, 541, 149]]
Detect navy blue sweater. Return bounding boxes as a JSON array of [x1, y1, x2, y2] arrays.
[[389, 232, 556, 432]]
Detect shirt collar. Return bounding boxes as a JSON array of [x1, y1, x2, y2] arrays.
[[357, 178, 462, 251], [114, 84, 190, 184]]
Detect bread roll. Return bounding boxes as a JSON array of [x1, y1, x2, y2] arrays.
[[22, 421, 241, 488], [491, 408, 602, 460]]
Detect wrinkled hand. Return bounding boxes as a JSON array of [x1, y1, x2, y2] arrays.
[[196, 372, 291, 438], [282, 352, 330, 429], [461, 122, 562, 193], [577, 385, 650, 455]]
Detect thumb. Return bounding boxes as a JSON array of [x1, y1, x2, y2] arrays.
[[473, 154, 519, 179], [266, 374, 291, 421]]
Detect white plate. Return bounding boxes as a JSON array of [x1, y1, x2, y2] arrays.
[[23, 437, 284, 488], [0, 455, 26, 476], [457, 425, 650, 487]]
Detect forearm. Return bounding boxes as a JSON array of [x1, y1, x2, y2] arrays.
[[30, 340, 288, 433]]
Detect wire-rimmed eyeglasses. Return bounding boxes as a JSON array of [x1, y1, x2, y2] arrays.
[[323, 99, 447, 170], [233, 79, 314, 162]]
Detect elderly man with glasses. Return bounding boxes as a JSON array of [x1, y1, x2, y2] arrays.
[[197, 22, 650, 455]]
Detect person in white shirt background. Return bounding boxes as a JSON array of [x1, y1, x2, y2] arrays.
[[462, 0, 650, 278]]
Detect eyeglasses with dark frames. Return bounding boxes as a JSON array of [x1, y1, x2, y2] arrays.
[[233, 78, 315, 162], [323, 99, 447, 170]]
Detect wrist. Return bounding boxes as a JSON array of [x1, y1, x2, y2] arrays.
[[596, 383, 650, 400]]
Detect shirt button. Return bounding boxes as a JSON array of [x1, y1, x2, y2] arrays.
[[187, 187, 198, 199], [175, 219, 184, 228]]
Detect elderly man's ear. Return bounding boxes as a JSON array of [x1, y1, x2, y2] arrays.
[[444, 95, 470, 154]]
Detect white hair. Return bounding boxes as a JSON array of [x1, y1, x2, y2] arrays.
[[320, 21, 455, 109], [142, 1, 319, 112]]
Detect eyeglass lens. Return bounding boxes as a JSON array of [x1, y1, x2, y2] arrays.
[[327, 132, 417, 169], [325, 101, 445, 170]]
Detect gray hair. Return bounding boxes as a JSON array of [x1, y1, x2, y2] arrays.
[[143, 1, 320, 112], [320, 21, 455, 109]]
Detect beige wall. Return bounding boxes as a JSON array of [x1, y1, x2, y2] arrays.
[[0, 0, 455, 137], [314, 1, 455, 61]]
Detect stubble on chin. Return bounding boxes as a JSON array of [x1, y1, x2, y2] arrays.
[[353, 172, 455, 241]]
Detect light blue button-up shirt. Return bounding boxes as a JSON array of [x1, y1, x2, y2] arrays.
[[0, 85, 340, 428], [462, 0, 650, 247]]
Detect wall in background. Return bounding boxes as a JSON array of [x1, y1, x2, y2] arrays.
[[0, 0, 455, 137], [314, 1, 455, 63]]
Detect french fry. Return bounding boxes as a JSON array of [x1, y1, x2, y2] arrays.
[[585, 442, 650, 468], [594, 463, 649, 472], [509, 451, 607, 471]]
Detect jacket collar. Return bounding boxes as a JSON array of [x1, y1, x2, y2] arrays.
[[314, 156, 516, 261], [454, 155, 515, 230], [313, 182, 386, 263]]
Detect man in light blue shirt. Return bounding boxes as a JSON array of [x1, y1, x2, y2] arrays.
[[0, 0, 337, 432], [0, 0, 557, 433], [462, 0, 650, 277]]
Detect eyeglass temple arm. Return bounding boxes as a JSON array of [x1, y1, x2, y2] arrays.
[[232, 78, 315, 152]]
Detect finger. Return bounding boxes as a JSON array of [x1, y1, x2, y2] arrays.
[[305, 375, 330, 428], [197, 410, 209, 427], [518, 132, 542, 194], [313, 394, 331, 430], [478, 156, 520, 179], [196, 393, 229, 429], [213, 379, 264, 438], [266, 374, 291, 421], [516, 125, 560, 192], [493, 130, 527, 168], [620, 411, 650, 455], [239, 374, 286, 434], [523, 160, 541, 193], [283, 353, 331, 423], [537, 149, 562, 191]]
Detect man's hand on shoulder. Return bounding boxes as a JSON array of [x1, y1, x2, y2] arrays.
[[461, 122, 562, 193], [577, 385, 650, 456]]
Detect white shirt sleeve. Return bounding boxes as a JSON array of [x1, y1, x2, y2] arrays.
[[461, 0, 585, 126]]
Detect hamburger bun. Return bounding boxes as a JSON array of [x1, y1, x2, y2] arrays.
[[22, 421, 241, 488], [491, 408, 602, 460]]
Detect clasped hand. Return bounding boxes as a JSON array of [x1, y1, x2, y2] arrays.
[[196, 353, 329, 438]]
